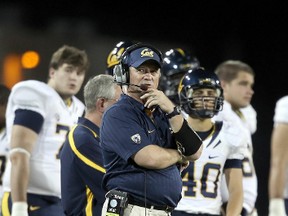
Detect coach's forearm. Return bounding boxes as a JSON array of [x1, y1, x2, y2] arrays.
[[133, 145, 182, 169], [173, 120, 203, 159]]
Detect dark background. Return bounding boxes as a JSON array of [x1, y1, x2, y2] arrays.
[[1, 1, 288, 215]]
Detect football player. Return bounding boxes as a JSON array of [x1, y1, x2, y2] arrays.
[[0, 84, 10, 214], [160, 48, 200, 105], [173, 67, 246, 216], [213, 60, 258, 216], [268, 95, 288, 216], [2, 45, 89, 216], [105, 40, 136, 75]]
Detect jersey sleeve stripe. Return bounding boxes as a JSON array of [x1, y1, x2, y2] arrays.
[[68, 125, 106, 173]]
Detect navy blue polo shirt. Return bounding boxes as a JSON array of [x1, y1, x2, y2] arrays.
[[100, 94, 182, 207], [60, 117, 106, 216]]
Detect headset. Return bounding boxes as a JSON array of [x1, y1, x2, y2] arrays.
[[113, 42, 163, 85]]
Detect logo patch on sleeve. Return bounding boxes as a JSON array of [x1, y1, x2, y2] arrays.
[[131, 134, 141, 144]]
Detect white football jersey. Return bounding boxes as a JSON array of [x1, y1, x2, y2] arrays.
[[213, 101, 258, 213], [175, 121, 246, 214], [272, 96, 288, 198], [0, 127, 9, 211], [241, 104, 257, 135], [3, 80, 85, 197], [273, 96, 288, 124]]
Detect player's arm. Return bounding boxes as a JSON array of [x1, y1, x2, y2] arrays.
[[10, 125, 37, 201], [10, 109, 43, 216], [10, 125, 37, 216], [224, 167, 243, 216], [268, 122, 288, 216]]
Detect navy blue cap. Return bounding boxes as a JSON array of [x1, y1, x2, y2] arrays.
[[127, 47, 162, 68]]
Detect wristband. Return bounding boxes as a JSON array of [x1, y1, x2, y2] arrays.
[[12, 202, 28, 216], [269, 198, 286, 216], [10, 148, 31, 158], [174, 120, 202, 156], [166, 106, 181, 119], [176, 146, 184, 163]]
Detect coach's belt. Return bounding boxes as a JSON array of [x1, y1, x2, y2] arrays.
[[129, 199, 174, 212]]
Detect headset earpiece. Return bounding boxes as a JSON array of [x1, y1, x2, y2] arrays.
[[113, 64, 127, 83], [113, 50, 130, 84]]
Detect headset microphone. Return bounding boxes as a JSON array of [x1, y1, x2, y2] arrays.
[[139, 84, 148, 91], [114, 81, 148, 91]]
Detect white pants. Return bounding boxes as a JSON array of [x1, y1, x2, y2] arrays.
[[102, 198, 171, 216]]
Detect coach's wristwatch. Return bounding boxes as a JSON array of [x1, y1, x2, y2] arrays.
[[166, 106, 181, 119]]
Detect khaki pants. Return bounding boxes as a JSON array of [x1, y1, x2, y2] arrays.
[[102, 198, 171, 216]]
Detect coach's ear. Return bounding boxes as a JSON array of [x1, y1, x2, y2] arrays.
[[96, 98, 106, 113]]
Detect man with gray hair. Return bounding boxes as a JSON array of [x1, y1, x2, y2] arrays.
[[60, 74, 121, 216]]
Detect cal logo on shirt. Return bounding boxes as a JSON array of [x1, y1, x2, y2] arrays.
[[131, 134, 141, 144]]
